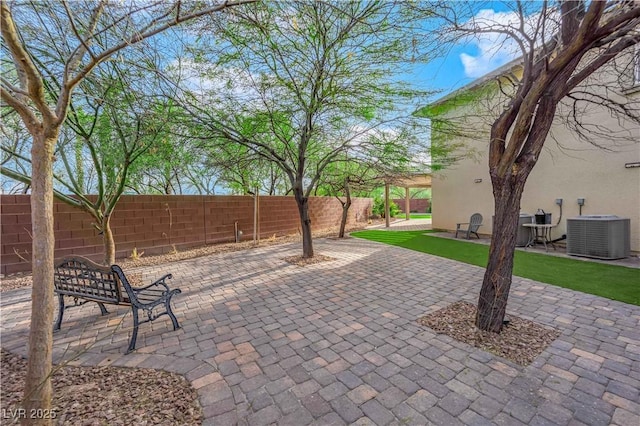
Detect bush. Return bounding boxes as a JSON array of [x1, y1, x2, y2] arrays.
[[372, 196, 401, 218]]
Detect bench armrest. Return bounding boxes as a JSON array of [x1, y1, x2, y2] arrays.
[[131, 273, 173, 293], [111, 265, 180, 307]]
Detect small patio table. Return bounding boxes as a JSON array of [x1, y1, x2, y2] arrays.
[[523, 223, 557, 251]]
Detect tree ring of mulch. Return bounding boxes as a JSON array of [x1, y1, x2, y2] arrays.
[[283, 254, 336, 266], [417, 301, 561, 366]]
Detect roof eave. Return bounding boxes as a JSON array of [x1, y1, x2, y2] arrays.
[[427, 57, 524, 108]]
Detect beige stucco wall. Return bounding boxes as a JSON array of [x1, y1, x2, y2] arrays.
[[431, 65, 640, 252]]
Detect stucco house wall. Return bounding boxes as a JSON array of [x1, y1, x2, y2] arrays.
[[428, 56, 640, 252]]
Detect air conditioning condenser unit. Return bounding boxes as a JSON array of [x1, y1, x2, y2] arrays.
[[566, 215, 630, 260]]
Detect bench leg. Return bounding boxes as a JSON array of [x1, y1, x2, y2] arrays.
[[97, 302, 109, 315], [126, 308, 139, 355], [166, 298, 180, 331], [54, 294, 65, 331]]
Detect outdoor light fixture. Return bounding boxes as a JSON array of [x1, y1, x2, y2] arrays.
[[474, 178, 482, 183], [625, 162, 640, 168]]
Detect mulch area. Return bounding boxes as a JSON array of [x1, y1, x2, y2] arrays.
[[0, 349, 202, 425], [418, 301, 561, 366], [283, 254, 336, 266]]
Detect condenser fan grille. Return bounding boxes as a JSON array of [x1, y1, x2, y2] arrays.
[[566, 216, 630, 260]]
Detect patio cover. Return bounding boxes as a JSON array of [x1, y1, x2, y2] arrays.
[[384, 173, 432, 227]]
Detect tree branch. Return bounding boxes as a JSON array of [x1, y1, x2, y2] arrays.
[[0, 86, 38, 128], [566, 35, 639, 92], [1, 1, 55, 123]]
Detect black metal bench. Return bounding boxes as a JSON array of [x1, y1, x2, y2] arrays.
[[53, 256, 181, 354]]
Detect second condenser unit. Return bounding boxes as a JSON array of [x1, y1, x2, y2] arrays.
[[517, 213, 534, 247], [566, 215, 630, 260]]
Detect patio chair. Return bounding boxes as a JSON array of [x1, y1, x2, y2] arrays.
[[455, 213, 483, 239]]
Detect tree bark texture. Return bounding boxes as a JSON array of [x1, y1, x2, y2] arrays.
[[338, 179, 351, 238], [476, 172, 528, 332], [102, 215, 115, 265], [22, 132, 57, 426], [294, 188, 314, 258]]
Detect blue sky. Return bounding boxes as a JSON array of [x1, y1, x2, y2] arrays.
[[410, 1, 525, 102], [409, 43, 482, 101]]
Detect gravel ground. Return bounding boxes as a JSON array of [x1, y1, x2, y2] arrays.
[[418, 301, 561, 366]]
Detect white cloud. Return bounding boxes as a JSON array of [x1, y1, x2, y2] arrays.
[[167, 59, 252, 98], [459, 8, 559, 78], [166, 59, 274, 111], [460, 39, 518, 78]]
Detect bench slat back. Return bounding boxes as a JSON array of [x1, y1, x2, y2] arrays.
[[54, 257, 122, 303]]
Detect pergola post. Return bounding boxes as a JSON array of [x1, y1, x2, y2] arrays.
[[405, 187, 410, 221], [385, 173, 432, 227], [384, 182, 390, 228]]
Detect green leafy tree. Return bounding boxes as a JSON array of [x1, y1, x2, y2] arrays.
[[316, 126, 430, 237], [207, 142, 291, 195], [3, 56, 182, 266], [314, 159, 379, 237], [0, 1, 249, 418], [176, 0, 433, 257], [373, 197, 401, 218], [125, 124, 210, 196]]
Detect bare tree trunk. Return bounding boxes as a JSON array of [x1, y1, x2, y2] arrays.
[[476, 173, 527, 333], [269, 168, 276, 195], [338, 178, 351, 238], [23, 132, 56, 425], [294, 187, 314, 258], [102, 215, 115, 265]]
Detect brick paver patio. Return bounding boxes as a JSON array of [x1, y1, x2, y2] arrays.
[[1, 237, 639, 425]]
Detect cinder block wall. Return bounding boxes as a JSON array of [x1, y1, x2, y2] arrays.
[[391, 199, 430, 213], [0, 195, 372, 275]]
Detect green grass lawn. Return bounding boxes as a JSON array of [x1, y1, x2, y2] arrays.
[[408, 213, 432, 219], [351, 230, 640, 306]]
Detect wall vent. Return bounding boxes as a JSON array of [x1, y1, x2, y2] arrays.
[[566, 216, 630, 260]]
